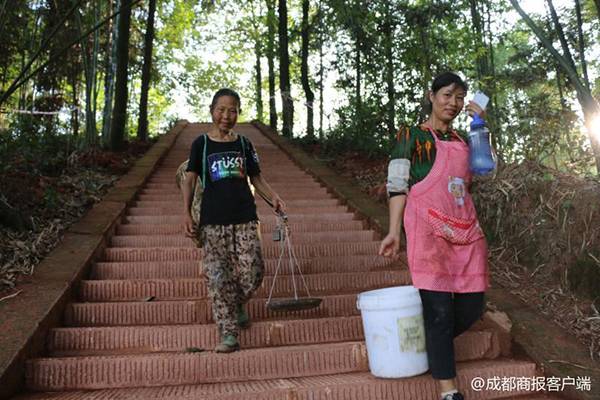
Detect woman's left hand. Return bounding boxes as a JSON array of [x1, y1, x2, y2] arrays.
[[273, 195, 286, 215], [465, 100, 486, 119]]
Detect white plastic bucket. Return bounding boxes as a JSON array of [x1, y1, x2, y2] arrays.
[[356, 285, 429, 378]]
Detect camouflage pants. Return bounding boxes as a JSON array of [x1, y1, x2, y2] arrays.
[[199, 220, 264, 338]]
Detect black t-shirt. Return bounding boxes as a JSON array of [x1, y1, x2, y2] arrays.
[[186, 134, 261, 226]]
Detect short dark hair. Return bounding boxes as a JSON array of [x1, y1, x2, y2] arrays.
[[431, 72, 468, 94], [210, 88, 242, 111]]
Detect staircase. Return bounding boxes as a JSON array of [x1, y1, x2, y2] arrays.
[[13, 123, 561, 400]]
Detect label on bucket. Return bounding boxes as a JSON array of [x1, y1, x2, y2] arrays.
[[397, 314, 426, 353]]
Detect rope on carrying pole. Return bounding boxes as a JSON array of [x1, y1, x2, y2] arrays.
[[256, 189, 313, 306]]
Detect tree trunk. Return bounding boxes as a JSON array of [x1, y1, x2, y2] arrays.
[[71, 74, 79, 137], [418, 24, 432, 121], [91, 2, 100, 132], [266, 0, 277, 130], [594, 0, 600, 20], [0, 0, 8, 30], [470, 0, 498, 136], [17, 51, 26, 110], [554, 65, 578, 163], [546, 0, 577, 72], [301, 0, 315, 138], [511, 0, 600, 173], [278, 0, 293, 137], [137, 0, 157, 142], [485, 1, 499, 148], [383, 1, 395, 137], [318, 1, 324, 139], [555, 65, 567, 110], [574, 0, 590, 90], [75, 4, 99, 147], [469, 0, 487, 81], [254, 40, 264, 121], [109, 0, 132, 151], [355, 0, 362, 112], [355, 38, 361, 111], [102, 0, 119, 146]]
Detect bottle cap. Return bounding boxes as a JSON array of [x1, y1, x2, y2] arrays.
[[470, 113, 485, 129]]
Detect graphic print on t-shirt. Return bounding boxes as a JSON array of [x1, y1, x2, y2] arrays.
[[208, 151, 246, 182]]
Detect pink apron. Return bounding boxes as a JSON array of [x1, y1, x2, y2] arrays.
[[403, 127, 489, 293]]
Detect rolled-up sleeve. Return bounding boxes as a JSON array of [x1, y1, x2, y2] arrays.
[[387, 127, 413, 197], [386, 158, 410, 196]]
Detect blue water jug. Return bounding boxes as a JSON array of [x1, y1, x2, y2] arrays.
[[468, 114, 496, 176]]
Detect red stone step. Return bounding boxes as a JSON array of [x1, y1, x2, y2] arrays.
[[109, 230, 375, 247], [253, 172, 313, 178], [92, 255, 398, 280], [264, 178, 324, 184], [147, 174, 182, 178], [48, 318, 499, 363], [102, 247, 396, 267], [79, 271, 410, 301], [17, 367, 549, 400], [49, 317, 365, 356], [267, 183, 326, 190], [144, 181, 327, 190], [103, 247, 201, 262], [149, 168, 315, 176], [145, 178, 183, 184], [115, 220, 365, 235], [123, 213, 356, 225], [135, 198, 341, 208], [136, 192, 334, 201], [65, 294, 360, 326], [265, 241, 381, 258], [27, 340, 505, 392], [148, 174, 318, 183], [136, 193, 187, 201], [27, 342, 372, 390], [125, 205, 348, 216], [139, 187, 330, 196], [291, 221, 374, 233], [138, 191, 333, 201], [25, 358, 537, 396], [256, 203, 345, 212], [149, 167, 185, 171], [144, 183, 179, 189], [102, 242, 379, 262], [93, 261, 202, 280]]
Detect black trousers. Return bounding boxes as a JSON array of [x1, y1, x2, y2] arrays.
[[419, 289, 485, 380]]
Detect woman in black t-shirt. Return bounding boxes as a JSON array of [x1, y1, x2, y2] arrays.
[[182, 88, 285, 353]]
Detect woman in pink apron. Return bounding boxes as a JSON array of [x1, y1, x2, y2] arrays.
[[379, 72, 489, 400]]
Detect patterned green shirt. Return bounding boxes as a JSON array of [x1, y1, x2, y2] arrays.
[[390, 125, 468, 189]]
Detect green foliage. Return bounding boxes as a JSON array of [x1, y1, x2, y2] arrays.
[[0, 0, 597, 176], [0, 116, 75, 176], [323, 99, 393, 158], [179, 56, 246, 118], [312, 0, 598, 175]]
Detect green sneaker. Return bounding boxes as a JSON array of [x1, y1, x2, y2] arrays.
[[214, 335, 239, 353], [237, 304, 250, 329]]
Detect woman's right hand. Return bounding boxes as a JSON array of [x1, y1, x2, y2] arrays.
[[378, 233, 401, 259], [183, 213, 195, 238]]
